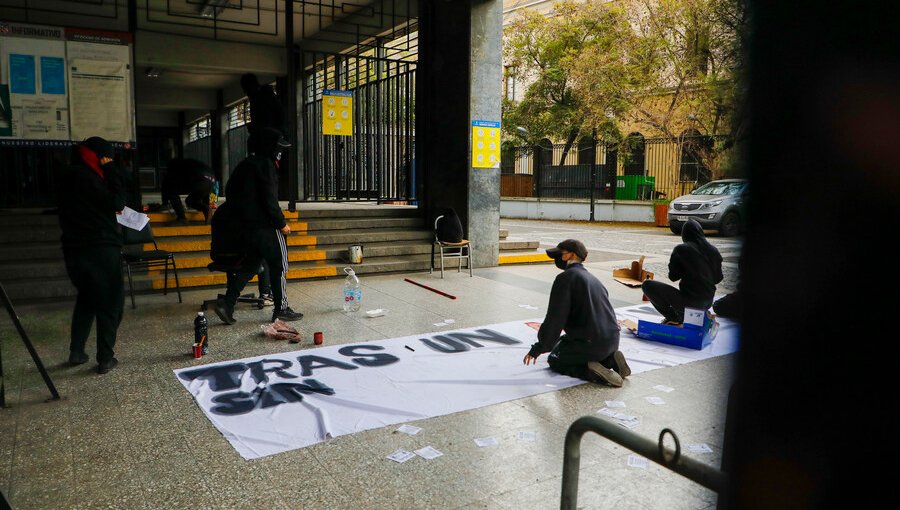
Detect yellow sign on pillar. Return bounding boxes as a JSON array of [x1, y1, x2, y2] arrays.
[[472, 120, 501, 168], [322, 89, 353, 136]]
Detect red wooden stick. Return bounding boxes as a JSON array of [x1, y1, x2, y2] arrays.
[[404, 278, 457, 299]]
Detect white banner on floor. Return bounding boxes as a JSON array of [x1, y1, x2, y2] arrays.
[[174, 304, 739, 460]]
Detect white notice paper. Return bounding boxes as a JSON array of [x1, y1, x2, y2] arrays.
[[652, 384, 675, 393], [605, 400, 626, 408], [387, 449, 416, 463], [474, 437, 498, 448], [414, 446, 444, 460], [396, 424, 422, 436], [116, 206, 149, 231]]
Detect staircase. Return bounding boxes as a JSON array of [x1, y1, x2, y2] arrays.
[[0, 204, 434, 304]]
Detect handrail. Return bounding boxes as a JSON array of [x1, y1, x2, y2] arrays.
[[560, 415, 727, 510]]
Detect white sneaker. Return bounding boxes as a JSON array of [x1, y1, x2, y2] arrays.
[[260, 294, 275, 307]]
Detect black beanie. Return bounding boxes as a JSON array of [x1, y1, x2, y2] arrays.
[[81, 136, 113, 159]]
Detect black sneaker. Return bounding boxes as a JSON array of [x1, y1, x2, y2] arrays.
[[97, 357, 119, 374], [587, 361, 624, 387], [273, 307, 303, 322], [214, 299, 236, 325], [68, 351, 89, 366], [612, 351, 632, 378]]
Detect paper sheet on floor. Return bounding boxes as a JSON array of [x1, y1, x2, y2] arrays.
[[173, 303, 739, 460]]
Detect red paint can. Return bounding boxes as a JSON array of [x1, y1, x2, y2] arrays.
[[313, 332, 324, 345], [193, 344, 202, 359]]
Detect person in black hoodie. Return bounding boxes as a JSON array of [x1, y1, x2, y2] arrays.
[[212, 127, 302, 324], [642, 218, 724, 324], [57, 136, 126, 374], [161, 158, 216, 224], [523, 239, 631, 387]]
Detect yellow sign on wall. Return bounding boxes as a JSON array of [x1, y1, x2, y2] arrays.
[[322, 89, 352, 136], [472, 120, 500, 168]]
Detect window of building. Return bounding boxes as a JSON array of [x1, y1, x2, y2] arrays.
[[187, 116, 210, 142]]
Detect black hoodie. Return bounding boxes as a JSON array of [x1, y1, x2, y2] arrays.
[[669, 219, 724, 307], [57, 144, 126, 248], [223, 129, 286, 230]]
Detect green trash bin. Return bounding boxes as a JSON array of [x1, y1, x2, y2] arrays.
[[615, 176, 655, 200]]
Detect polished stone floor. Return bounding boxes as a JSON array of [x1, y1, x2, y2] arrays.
[[1, 223, 735, 510]]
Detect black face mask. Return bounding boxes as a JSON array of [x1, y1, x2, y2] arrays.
[[554, 257, 568, 270]]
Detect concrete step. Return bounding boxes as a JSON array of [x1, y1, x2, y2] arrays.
[[0, 259, 68, 280], [499, 239, 539, 251], [0, 241, 65, 262], [499, 229, 508, 240]]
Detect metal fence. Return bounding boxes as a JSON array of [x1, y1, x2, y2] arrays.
[[501, 135, 727, 202]]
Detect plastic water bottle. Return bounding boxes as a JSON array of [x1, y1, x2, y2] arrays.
[[343, 267, 361, 312], [194, 311, 209, 355]]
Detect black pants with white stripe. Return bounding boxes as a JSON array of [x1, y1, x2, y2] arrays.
[[225, 228, 289, 311]]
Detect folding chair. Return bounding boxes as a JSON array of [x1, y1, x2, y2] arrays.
[[121, 223, 182, 309], [430, 215, 473, 278]]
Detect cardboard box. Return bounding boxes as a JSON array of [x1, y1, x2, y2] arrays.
[[634, 308, 718, 350], [613, 256, 654, 287]]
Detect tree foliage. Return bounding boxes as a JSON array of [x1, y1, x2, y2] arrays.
[[502, 0, 749, 176]]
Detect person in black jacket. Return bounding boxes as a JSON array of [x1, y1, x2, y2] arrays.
[[523, 239, 631, 387], [212, 127, 302, 324], [57, 136, 126, 374], [161, 158, 216, 224], [240, 73, 287, 149], [642, 218, 724, 324], [435, 207, 464, 243]]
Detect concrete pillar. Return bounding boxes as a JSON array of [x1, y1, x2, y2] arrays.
[[417, 0, 502, 268]]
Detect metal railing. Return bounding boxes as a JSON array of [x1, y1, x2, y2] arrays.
[[501, 135, 729, 202], [560, 415, 727, 510]]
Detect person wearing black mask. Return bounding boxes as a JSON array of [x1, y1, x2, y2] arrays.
[[642, 218, 724, 324], [161, 157, 217, 224], [523, 239, 631, 387], [57, 136, 126, 374], [213, 127, 302, 324], [240, 73, 288, 149]]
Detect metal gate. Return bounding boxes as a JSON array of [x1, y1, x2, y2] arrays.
[[301, 45, 416, 202]]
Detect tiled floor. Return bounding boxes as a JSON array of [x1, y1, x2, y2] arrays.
[[1, 227, 735, 510]]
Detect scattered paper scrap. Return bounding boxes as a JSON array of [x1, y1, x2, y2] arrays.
[[518, 304, 540, 310], [517, 431, 536, 442], [365, 309, 386, 318], [645, 396, 666, 406], [414, 446, 444, 460], [443, 319, 456, 324], [605, 400, 626, 408], [627, 455, 649, 469], [474, 437, 498, 448], [652, 384, 675, 393], [618, 418, 641, 429], [433, 322, 449, 328], [687, 443, 714, 454], [387, 449, 416, 463], [396, 424, 422, 435]]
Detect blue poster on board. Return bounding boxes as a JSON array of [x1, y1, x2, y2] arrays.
[[9, 54, 36, 95], [40, 56, 65, 95]]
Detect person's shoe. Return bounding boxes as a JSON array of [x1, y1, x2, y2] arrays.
[[214, 299, 236, 325], [259, 293, 275, 307], [612, 351, 631, 378], [587, 361, 624, 388], [273, 307, 303, 322], [97, 358, 119, 374], [68, 351, 89, 366]]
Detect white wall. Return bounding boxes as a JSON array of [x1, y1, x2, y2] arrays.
[[500, 198, 655, 222]]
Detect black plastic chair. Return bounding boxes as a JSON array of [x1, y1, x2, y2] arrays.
[[121, 223, 182, 309]]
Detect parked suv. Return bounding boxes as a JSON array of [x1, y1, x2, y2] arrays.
[[668, 178, 747, 237]]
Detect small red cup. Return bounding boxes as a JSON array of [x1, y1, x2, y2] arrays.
[[313, 332, 324, 345], [193, 344, 202, 359]]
